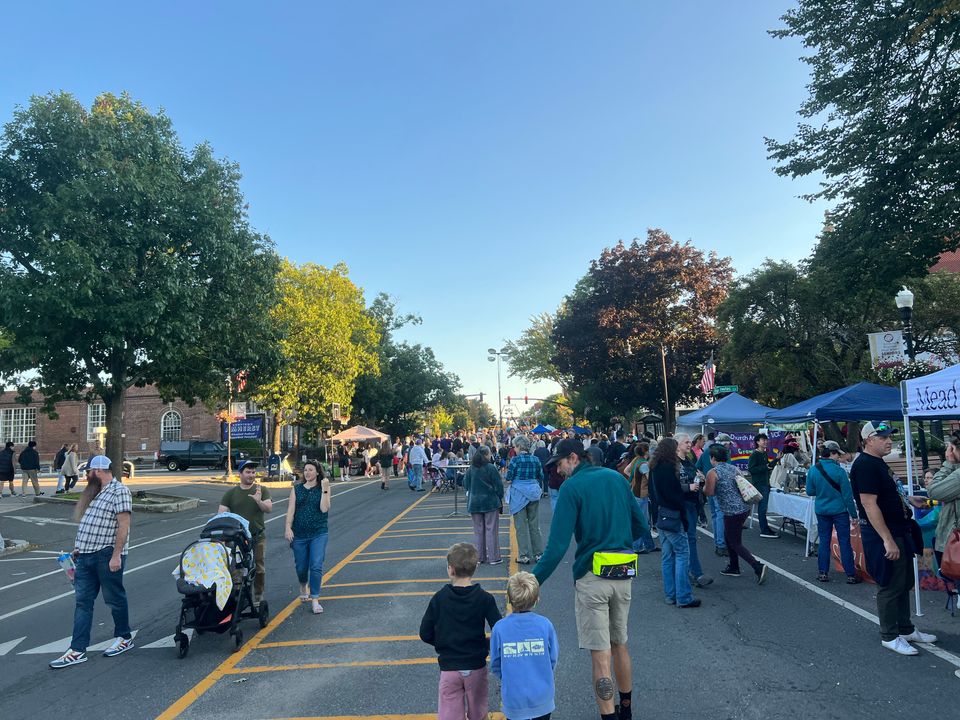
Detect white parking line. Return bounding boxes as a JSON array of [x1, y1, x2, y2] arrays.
[[696, 526, 960, 675], [0, 480, 376, 594], [0, 480, 378, 620]]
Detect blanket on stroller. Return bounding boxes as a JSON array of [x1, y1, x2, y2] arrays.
[[173, 540, 233, 610]]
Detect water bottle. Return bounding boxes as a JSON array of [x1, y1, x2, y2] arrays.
[[58, 552, 76, 584]]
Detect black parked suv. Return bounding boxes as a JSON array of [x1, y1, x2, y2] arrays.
[[157, 440, 247, 472]]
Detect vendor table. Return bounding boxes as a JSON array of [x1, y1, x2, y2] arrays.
[[767, 491, 818, 556]]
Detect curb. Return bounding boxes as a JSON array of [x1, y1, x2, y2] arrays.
[[34, 494, 201, 513], [0, 539, 39, 557]]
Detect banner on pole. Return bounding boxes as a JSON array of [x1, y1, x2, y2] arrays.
[[868, 331, 906, 365], [221, 415, 264, 441]]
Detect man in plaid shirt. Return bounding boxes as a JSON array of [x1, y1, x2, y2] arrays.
[[50, 455, 134, 669]]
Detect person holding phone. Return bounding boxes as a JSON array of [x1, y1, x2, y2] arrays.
[[284, 460, 331, 614], [218, 460, 272, 607]]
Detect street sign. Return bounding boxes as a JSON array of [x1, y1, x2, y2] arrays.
[[331, 403, 341, 421], [712, 385, 738, 395], [230, 402, 247, 420]]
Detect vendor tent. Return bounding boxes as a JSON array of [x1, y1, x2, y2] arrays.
[[679, 392, 773, 427], [569, 425, 591, 435], [330, 425, 388, 443], [531, 424, 555, 434], [764, 382, 901, 424]]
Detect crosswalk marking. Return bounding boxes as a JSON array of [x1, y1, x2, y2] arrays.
[[17, 629, 139, 655], [142, 629, 193, 649], [0, 637, 26, 656]]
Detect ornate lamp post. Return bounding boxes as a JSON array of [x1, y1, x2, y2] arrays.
[[487, 347, 508, 431], [895, 286, 928, 470]]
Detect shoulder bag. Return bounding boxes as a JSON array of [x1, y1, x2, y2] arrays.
[[815, 462, 844, 494], [736, 474, 762, 505]]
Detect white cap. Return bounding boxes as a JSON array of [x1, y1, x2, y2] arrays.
[[88, 455, 112, 470]]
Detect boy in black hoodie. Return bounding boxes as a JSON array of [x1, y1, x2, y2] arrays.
[[420, 542, 502, 720]]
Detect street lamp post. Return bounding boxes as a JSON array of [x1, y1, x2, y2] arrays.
[[487, 347, 508, 432], [896, 286, 928, 470]]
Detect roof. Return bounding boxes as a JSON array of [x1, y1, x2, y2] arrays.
[[678, 392, 774, 427], [930, 250, 960, 273]]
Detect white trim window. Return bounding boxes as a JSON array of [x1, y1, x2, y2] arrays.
[[0, 407, 37, 445], [161, 410, 182, 442], [87, 403, 106, 442]]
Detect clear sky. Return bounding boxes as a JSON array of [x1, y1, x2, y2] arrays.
[[2, 1, 828, 418]]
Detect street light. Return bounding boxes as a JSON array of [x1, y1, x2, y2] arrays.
[[895, 286, 927, 469], [487, 347, 508, 431]]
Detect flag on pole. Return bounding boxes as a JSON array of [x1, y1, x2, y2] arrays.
[[236, 370, 248, 393], [699, 352, 715, 395]]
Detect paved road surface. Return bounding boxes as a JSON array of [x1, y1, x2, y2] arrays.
[[1, 477, 958, 719]]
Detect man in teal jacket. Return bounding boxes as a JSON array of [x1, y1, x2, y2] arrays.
[[533, 439, 648, 720]]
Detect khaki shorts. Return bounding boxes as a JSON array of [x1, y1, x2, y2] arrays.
[[574, 571, 632, 651]]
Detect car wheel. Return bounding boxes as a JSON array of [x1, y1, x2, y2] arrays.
[[167, 460, 180, 472]]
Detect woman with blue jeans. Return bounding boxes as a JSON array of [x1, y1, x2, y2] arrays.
[[805, 440, 859, 583], [285, 460, 331, 614], [651, 437, 700, 608], [628, 442, 658, 553]]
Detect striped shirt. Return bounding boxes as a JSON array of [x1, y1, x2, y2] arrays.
[[74, 479, 133, 555]]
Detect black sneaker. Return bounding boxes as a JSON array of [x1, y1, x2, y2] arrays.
[[678, 599, 702, 608], [756, 564, 769, 585], [759, 531, 780, 539], [720, 566, 741, 577], [817, 573, 830, 582], [715, 547, 729, 557]]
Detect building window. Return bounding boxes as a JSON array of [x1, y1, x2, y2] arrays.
[[161, 410, 182, 442], [0, 407, 37, 445], [87, 403, 106, 442]]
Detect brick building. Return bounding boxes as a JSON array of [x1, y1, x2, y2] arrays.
[[0, 385, 220, 464]]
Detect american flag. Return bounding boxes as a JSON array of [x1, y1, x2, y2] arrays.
[[699, 352, 715, 395], [236, 370, 248, 393]]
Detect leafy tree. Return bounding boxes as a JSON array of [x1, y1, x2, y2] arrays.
[[251, 260, 380, 451], [767, 1, 960, 286], [504, 312, 572, 396], [552, 230, 732, 428], [0, 92, 279, 463], [462, 397, 496, 430], [530, 394, 574, 429], [352, 295, 460, 437]]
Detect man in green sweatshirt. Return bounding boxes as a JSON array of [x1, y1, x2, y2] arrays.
[[533, 439, 649, 720]]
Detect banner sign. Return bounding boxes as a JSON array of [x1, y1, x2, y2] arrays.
[[723, 430, 787, 470], [221, 415, 264, 441], [868, 330, 905, 365], [902, 364, 960, 417]]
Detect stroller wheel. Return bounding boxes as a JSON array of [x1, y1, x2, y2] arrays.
[[233, 628, 244, 651], [175, 632, 190, 659], [258, 601, 270, 629]]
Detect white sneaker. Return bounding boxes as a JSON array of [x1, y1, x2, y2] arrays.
[[49, 649, 87, 668], [900, 629, 938, 644], [881, 637, 919, 656], [102, 636, 134, 657]]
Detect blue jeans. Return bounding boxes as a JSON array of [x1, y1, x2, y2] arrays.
[[708, 495, 725, 549], [71, 547, 130, 652], [409, 464, 424, 490], [756, 483, 772, 533], [683, 502, 704, 577], [548, 487, 559, 512], [817, 513, 856, 576], [660, 528, 693, 605], [632, 498, 657, 553], [292, 533, 329, 598]]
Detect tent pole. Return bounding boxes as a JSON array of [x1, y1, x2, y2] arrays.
[[811, 423, 819, 465], [902, 413, 923, 617]]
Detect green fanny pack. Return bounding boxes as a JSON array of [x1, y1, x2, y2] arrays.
[[592, 549, 638, 579]]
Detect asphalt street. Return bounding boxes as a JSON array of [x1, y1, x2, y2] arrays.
[[0, 474, 958, 719]]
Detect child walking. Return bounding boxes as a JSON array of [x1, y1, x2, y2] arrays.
[[490, 572, 558, 720], [419, 542, 502, 720]]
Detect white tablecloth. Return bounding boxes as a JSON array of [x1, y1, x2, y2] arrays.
[[767, 491, 818, 554]]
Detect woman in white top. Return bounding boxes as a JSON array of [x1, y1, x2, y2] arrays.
[[61, 444, 80, 492]]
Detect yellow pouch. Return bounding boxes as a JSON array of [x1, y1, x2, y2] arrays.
[[592, 549, 638, 579]]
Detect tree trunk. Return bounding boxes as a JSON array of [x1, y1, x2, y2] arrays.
[[103, 388, 126, 477], [272, 412, 283, 453]]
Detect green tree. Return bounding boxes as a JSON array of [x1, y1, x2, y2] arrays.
[[504, 312, 572, 396], [252, 260, 380, 451], [552, 230, 732, 428], [531, 394, 574, 429], [767, 1, 960, 286], [0, 92, 280, 463]]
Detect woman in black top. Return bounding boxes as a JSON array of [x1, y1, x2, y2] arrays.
[[650, 438, 700, 608]]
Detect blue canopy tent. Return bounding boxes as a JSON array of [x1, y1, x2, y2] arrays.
[[569, 425, 591, 435], [531, 424, 555, 434], [764, 382, 901, 424], [679, 392, 774, 427]]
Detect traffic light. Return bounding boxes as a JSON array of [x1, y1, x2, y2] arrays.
[[524, 395, 528, 405], [479, 392, 484, 403], [506, 395, 511, 404]]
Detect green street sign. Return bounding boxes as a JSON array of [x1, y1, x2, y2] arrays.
[[713, 385, 738, 395]]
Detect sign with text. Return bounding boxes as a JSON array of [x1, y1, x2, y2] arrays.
[[868, 330, 906, 365], [902, 363, 960, 417], [712, 385, 738, 395], [723, 430, 788, 470], [221, 415, 264, 441]]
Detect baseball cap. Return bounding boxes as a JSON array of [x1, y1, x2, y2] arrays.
[[860, 421, 898, 440], [88, 455, 112, 470], [544, 438, 587, 468], [237, 459, 258, 472], [822, 440, 843, 455]]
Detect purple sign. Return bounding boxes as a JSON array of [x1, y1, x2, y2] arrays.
[[724, 430, 787, 470]]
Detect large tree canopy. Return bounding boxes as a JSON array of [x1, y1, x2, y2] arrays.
[[767, 1, 960, 285], [504, 312, 571, 396], [552, 229, 731, 427], [252, 260, 380, 450], [0, 92, 280, 462]]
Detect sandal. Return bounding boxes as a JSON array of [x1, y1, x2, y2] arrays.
[[311, 599, 323, 614], [817, 573, 829, 582]]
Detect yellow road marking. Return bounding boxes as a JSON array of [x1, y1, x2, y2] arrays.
[[349, 556, 446, 563], [268, 714, 438, 719], [318, 590, 505, 600], [393, 518, 471, 524], [259, 635, 419, 649], [156, 492, 433, 719], [225, 657, 436, 674], [357, 548, 507, 556], [323, 578, 508, 589]]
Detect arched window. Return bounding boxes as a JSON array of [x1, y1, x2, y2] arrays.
[[161, 410, 182, 443]]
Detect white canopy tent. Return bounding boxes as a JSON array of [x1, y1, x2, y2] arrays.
[[900, 363, 960, 616]]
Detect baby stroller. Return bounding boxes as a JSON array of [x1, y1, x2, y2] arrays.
[[173, 515, 269, 658]]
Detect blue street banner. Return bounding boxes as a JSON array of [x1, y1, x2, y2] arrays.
[[221, 415, 264, 441]]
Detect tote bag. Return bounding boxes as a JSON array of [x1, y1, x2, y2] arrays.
[[736, 475, 762, 505], [941, 528, 960, 581]]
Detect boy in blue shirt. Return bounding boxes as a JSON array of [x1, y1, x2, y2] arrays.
[[490, 572, 559, 720]]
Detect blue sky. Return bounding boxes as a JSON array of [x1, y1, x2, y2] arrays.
[[2, 1, 827, 415]]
